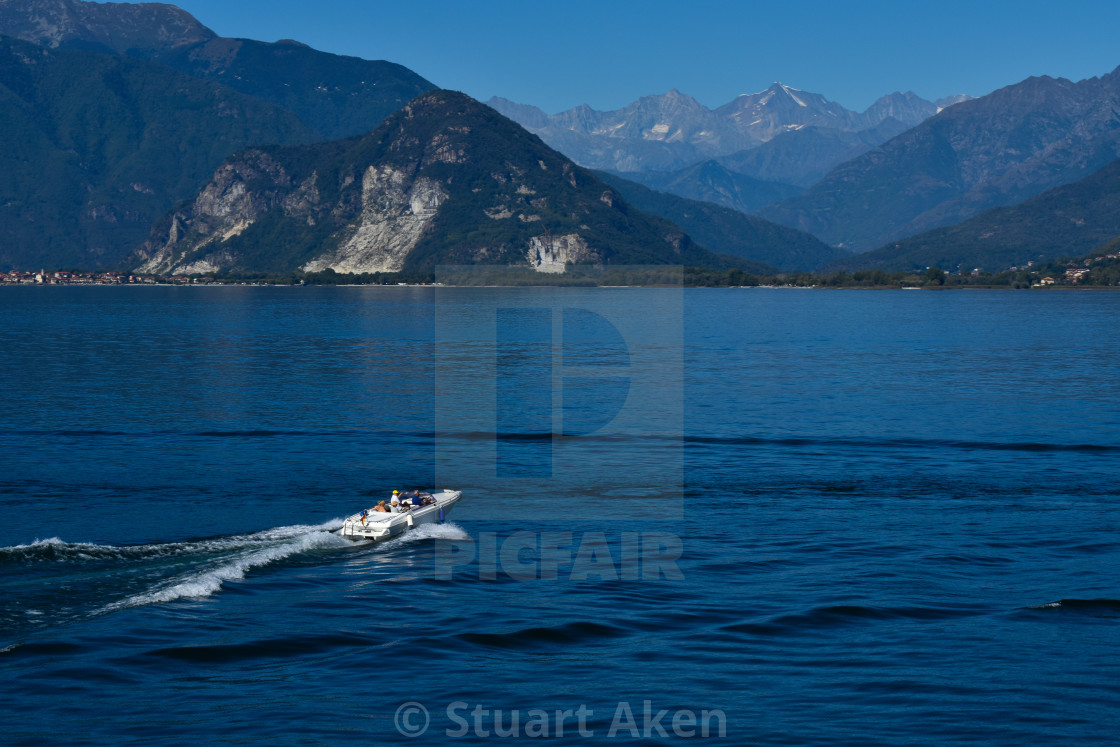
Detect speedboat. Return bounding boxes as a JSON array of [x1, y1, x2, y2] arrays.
[[337, 489, 462, 542]]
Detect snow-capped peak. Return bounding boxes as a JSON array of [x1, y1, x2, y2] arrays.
[[735, 82, 809, 107], [777, 83, 808, 107]]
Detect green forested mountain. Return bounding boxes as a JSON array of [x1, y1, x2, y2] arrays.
[[0, 0, 437, 271], [151, 38, 435, 141], [0, 36, 318, 270], [132, 91, 732, 276], [0, 0, 436, 140], [826, 158, 1120, 272]]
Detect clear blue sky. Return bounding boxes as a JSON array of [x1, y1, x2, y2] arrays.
[[122, 0, 1120, 113]]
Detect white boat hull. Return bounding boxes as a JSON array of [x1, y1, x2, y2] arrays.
[[337, 490, 461, 541]]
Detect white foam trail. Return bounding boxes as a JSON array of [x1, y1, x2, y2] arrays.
[[1, 537, 71, 552], [98, 523, 350, 611], [3, 520, 345, 564], [107, 531, 350, 610], [10, 519, 463, 615], [372, 522, 471, 550]]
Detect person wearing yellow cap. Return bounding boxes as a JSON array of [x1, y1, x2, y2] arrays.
[[389, 490, 401, 513]]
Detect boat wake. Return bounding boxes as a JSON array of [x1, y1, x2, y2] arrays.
[[1025, 598, 1120, 614], [0, 521, 352, 636], [2, 520, 343, 565], [0, 518, 474, 648], [365, 521, 471, 549], [99, 522, 352, 612]]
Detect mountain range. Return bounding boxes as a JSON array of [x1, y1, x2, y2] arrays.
[[0, 0, 436, 140], [130, 91, 733, 275], [491, 68, 1120, 270], [0, 0, 835, 275], [0, 35, 318, 269], [827, 157, 1120, 273], [594, 172, 847, 272], [716, 118, 914, 189], [759, 68, 1120, 252], [3, 0, 1120, 278], [0, 0, 434, 269], [487, 85, 965, 178]]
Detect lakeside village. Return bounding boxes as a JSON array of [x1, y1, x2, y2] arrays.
[[0, 269, 442, 286], [4, 250, 1120, 288], [2, 270, 290, 285]]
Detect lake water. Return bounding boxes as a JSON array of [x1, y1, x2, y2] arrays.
[[2, 286, 1119, 743]]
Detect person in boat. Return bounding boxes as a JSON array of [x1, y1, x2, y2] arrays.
[[389, 491, 401, 513], [373, 500, 389, 513]]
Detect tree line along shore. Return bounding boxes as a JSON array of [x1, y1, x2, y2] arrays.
[[5, 252, 1120, 289]]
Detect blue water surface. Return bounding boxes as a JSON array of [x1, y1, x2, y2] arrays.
[[1, 286, 1118, 744]]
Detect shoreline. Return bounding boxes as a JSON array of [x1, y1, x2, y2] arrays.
[[5, 282, 1120, 291]]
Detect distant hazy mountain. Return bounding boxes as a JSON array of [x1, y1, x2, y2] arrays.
[[132, 91, 731, 276], [826, 158, 1120, 273], [718, 118, 912, 188], [0, 0, 436, 140], [595, 172, 849, 272], [862, 91, 943, 129], [488, 84, 954, 175], [760, 67, 1120, 252], [614, 161, 800, 215], [0, 36, 317, 270], [933, 94, 972, 110], [712, 84, 921, 141], [488, 90, 744, 173]]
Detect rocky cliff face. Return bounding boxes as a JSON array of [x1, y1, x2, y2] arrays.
[[132, 119, 463, 275], [527, 234, 597, 273], [131, 91, 728, 275], [135, 152, 298, 274], [139, 162, 449, 275], [302, 168, 447, 274]]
